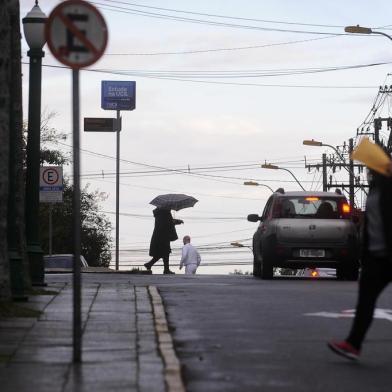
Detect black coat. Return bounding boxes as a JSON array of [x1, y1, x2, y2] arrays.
[[149, 208, 179, 257], [361, 173, 392, 259]]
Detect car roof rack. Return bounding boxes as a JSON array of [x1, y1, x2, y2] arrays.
[[275, 187, 285, 194]]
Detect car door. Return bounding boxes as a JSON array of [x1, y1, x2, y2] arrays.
[[253, 196, 274, 259]]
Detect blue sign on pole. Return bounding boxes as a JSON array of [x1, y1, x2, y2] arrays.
[[101, 81, 136, 110]]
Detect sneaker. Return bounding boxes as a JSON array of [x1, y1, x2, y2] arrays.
[[327, 340, 360, 361], [163, 270, 175, 275], [144, 263, 151, 271]]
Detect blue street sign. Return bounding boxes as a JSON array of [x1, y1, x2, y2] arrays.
[[101, 81, 136, 111]]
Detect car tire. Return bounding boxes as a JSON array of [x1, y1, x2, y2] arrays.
[[336, 261, 359, 281], [261, 253, 273, 280], [253, 257, 262, 277]]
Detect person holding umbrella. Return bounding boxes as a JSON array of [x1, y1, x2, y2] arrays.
[[144, 208, 183, 274], [145, 194, 198, 274]]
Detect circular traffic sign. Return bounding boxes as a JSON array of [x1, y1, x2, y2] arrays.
[[42, 168, 60, 185], [45, 0, 108, 69]]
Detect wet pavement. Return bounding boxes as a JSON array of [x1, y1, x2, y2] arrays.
[[0, 281, 169, 392]]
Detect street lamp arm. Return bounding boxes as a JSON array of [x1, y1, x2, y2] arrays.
[[371, 31, 392, 42], [280, 168, 306, 191], [244, 181, 274, 192], [259, 183, 274, 192], [345, 25, 392, 41], [319, 143, 359, 178], [320, 143, 345, 161]]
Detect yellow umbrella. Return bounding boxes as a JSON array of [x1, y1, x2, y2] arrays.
[[350, 138, 391, 176]]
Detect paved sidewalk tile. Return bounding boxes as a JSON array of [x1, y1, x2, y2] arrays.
[[0, 282, 166, 392]]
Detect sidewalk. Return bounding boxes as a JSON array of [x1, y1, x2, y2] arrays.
[[0, 281, 184, 392]]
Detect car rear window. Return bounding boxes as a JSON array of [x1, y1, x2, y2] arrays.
[[273, 196, 350, 219]]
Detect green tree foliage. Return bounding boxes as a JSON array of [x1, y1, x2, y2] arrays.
[[37, 119, 112, 267], [39, 184, 112, 267]]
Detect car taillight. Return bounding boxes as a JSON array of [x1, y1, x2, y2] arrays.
[[342, 203, 350, 214], [310, 269, 319, 278]]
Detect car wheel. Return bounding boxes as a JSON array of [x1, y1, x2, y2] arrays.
[[336, 261, 359, 281], [253, 257, 261, 277], [261, 253, 273, 280]]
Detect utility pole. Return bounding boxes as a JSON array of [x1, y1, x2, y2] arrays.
[[322, 153, 327, 191], [305, 154, 366, 209], [348, 138, 355, 209]]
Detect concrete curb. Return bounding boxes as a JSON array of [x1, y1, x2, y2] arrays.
[[148, 286, 186, 392]]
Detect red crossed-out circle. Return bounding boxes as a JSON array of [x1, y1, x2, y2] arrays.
[[45, 0, 108, 69]]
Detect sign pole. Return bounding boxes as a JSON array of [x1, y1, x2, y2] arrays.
[[72, 68, 82, 363], [101, 80, 135, 272], [116, 110, 120, 271], [49, 204, 53, 256], [45, 0, 108, 366]]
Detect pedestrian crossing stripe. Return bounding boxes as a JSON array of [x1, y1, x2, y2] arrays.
[[304, 308, 392, 322]]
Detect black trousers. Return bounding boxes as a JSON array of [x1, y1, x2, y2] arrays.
[[346, 255, 392, 350], [146, 254, 170, 271]]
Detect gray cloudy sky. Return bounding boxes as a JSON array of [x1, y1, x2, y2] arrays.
[[21, 0, 392, 273]]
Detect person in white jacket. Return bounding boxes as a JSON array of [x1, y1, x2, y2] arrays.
[[179, 235, 201, 275]]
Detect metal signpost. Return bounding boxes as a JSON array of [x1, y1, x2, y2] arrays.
[[45, 0, 107, 363], [101, 81, 136, 271], [40, 166, 63, 256]]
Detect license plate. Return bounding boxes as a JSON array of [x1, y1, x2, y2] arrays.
[[300, 249, 325, 258]]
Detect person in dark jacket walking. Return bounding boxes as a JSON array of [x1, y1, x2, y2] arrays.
[[328, 166, 392, 360], [144, 208, 183, 274]]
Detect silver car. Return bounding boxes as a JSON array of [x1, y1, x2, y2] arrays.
[[247, 189, 359, 280]]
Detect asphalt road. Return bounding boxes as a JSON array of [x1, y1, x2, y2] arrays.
[[47, 273, 392, 391]]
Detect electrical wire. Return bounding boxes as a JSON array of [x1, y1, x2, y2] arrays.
[[100, 0, 347, 29], [24, 62, 381, 89], [91, 1, 347, 35], [105, 36, 337, 56]]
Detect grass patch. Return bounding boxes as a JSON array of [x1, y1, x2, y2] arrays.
[[0, 302, 42, 318]]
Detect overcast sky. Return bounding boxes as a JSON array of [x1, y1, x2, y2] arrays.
[[20, 0, 392, 273]]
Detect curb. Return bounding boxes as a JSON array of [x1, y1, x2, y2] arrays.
[[148, 286, 186, 392]]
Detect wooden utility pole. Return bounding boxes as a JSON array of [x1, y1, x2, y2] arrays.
[[305, 149, 366, 209]]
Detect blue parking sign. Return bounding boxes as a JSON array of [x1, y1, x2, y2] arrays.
[[101, 81, 136, 110]]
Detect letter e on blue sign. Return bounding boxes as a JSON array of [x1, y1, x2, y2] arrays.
[[101, 81, 136, 111]]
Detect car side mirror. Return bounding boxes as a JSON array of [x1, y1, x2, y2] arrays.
[[247, 214, 261, 222]]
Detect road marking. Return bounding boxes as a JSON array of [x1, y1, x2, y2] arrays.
[[304, 308, 392, 322], [149, 286, 186, 392]]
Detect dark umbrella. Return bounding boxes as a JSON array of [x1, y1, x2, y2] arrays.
[[149, 194, 198, 211]]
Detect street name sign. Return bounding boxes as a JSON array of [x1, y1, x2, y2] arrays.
[[84, 117, 121, 132], [45, 0, 108, 69], [40, 166, 63, 203], [101, 81, 136, 111]]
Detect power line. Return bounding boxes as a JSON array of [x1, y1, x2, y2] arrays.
[[102, 210, 246, 221], [101, 0, 347, 29], [29, 62, 382, 89], [91, 1, 350, 36], [105, 36, 336, 56], [54, 141, 317, 186]]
